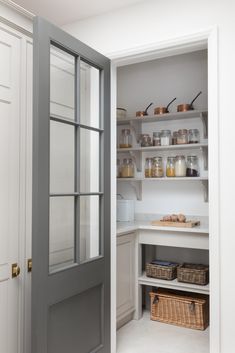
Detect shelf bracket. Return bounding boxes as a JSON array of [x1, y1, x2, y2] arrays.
[[201, 180, 208, 202], [130, 120, 142, 146], [201, 146, 208, 171], [200, 112, 208, 139], [129, 150, 142, 172], [130, 180, 142, 201]]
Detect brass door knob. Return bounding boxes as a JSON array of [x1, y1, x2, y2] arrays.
[[27, 258, 32, 273], [12, 263, 20, 278]]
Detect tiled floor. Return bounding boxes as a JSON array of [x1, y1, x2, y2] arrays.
[[117, 311, 209, 353]]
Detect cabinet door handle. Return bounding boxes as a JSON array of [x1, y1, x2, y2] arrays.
[[12, 263, 20, 278], [27, 258, 32, 273]]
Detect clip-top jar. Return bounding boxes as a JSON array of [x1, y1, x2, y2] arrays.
[[160, 130, 171, 146], [175, 155, 186, 177], [153, 132, 161, 146], [188, 129, 200, 144], [140, 134, 152, 147], [152, 157, 164, 177], [119, 129, 132, 148], [121, 158, 134, 178], [186, 156, 199, 177], [166, 156, 176, 177], [177, 129, 188, 145]]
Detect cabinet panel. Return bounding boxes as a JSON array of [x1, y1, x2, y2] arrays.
[[116, 233, 135, 326]]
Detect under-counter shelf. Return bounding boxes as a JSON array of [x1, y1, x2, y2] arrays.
[[138, 272, 209, 295]]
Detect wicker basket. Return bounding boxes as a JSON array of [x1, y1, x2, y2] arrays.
[[150, 288, 209, 330], [177, 263, 209, 285], [146, 261, 178, 281]]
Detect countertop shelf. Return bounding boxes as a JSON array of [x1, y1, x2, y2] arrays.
[[117, 177, 208, 181], [138, 272, 209, 295], [117, 142, 208, 153], [117, 109, 208, 125]]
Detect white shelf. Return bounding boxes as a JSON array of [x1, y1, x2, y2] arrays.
[[117, 109, 208, 125], [117, 142, 208, 153], [117, 177, 208, 181], [139, 272, 209, 295]]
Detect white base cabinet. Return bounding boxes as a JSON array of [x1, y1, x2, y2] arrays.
[[116, 233, 135, 329]]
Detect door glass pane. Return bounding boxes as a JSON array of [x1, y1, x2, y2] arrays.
[[80, 128, 100, 193], [80, 61, 100, 128], [50, 121, 75, 193], [50, 45, 75, 120], [49, 197, 75, 272], [80, 196, 100, 262]]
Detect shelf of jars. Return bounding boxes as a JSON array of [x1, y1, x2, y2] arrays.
[[117, 142, 208, 153]]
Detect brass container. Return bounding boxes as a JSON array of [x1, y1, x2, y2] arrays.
[[177, 104, 192, 112], [136, 102, 153, 117], [154, 97, 177, 115]]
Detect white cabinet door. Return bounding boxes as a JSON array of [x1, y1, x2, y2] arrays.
[[0, 27, 21, 353], [116, 233, 135, 328]]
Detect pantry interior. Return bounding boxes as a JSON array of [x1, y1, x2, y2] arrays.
[[115, 47, 210, 353]]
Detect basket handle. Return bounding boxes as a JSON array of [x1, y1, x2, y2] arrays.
[[153, 295, 159, 305], [189, 301, 195, 313]]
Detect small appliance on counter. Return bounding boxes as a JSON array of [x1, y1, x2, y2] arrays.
[[117, 195, 134, 222]]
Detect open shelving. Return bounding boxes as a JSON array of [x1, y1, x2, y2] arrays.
[[138, 272, 209, 295]]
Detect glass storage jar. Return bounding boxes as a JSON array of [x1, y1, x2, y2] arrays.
[[140, 134, 152, 147], [121, 158, 134, 178], [119, 129, 132, 148], [152, 157, 164, 178], [175, 155, 186, 177], [153, 132, 161, 146], [160, 130, 171, 146], [177, 129, 188, 145], [145, 158, 153, 178], [166, 156, 176, 177], [172, 131, 179, 145], [186, 156, 199, 177], [188, 129, 200, 144]]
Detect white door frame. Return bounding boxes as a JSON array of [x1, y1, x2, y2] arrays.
[[110, 27, 220, 353]]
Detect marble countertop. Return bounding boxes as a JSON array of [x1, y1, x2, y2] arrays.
[[117, 215, 209, 236]]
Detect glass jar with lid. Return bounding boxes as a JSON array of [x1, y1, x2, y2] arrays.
[[175, 155, 186, 177], [153, 132, 161, 146], [119, 129, 132, 148], [166, 156, 176, 177], [188, 129, 200, 144], [172, 131, 179, 145], [145, 158, 152, 178], [140, 134, 152, 147], [160, 130, 171, 146], [177, 129, 188, 145], [121, 158, 134, 178], [186, 156, 199, 177], [152, 157, 164, 178]]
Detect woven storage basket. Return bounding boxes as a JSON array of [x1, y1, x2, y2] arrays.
[[150, 289, 209, 330], [177, 263, 209, 285], [146, 262, 178, 280]]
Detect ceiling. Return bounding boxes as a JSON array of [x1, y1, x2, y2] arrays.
[[11, 0, 144, 25]]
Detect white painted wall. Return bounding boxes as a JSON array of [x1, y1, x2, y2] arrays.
[[64, 1, 235, 352], [117, 50, 208, 216]]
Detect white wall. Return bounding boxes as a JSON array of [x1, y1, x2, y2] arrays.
[[117, 50, 208, 216], [64, 1, 235, 352]]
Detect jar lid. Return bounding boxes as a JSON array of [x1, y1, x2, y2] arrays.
[[117, 107, 127, 111], [167, 156, 176, 160], [178, 129, 188, 134], [122, 128, 130, 133], [153, 131, 161, 136], [153, 156, 163, 161], [145, 157, 152, 161], [176, 155, 185, 159], [161, 129, 171, 133], [189, 128, 199, 133], [187, 155, 198, 159]]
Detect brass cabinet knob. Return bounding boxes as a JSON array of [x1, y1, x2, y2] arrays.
[[27, 258, 32, 273], [12, 263, 20, 278]]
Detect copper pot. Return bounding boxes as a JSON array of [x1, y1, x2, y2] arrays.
[[177, 91, 202, 112], [136, 102, 153, 117], [154, 97, 177, 115]]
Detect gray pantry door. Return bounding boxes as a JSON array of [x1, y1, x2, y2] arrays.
[[32, 17, 110, 353]]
